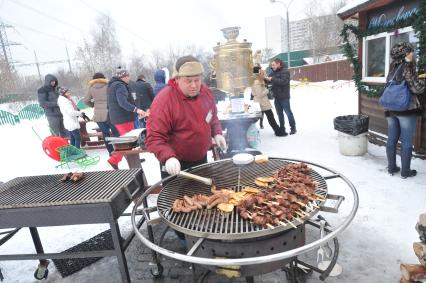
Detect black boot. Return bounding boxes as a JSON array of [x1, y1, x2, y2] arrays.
[[401, 169, 417, 179], [387, 166, 400, 176], [290, 128, 297, 135], [275, 128, 288, 137]]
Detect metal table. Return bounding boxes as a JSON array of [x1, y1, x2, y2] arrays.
[[0, 169, 145, 283]]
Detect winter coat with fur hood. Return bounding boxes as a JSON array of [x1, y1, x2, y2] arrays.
[[84, 78, 109, 122]]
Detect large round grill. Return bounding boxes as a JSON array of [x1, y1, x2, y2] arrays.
[[157, 158, 328, 240]]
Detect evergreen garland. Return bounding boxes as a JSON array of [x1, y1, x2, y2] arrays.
[[340, 3, 425, 97], [413, 0, 426, 72]]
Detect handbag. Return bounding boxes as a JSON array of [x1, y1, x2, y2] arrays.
[[379, 64, 411, 111]]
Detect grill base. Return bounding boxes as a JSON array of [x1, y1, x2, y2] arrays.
[[186, 225, 305, 277]]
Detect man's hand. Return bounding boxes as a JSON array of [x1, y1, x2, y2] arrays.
[[136, 109, 147, 118], [165, 157, 181, 175], [214, 134, 227, 152], [264, 76, 272, 82]]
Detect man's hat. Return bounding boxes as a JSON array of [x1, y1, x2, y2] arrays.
[[115, 67, 130, 78], [173, 55, 204, 77]]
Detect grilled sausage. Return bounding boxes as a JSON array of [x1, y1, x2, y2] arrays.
[[207, 194, 221, 206], [207, 195, 227, 209], [173, 199, 182, 212], [183, 195, 194, 206]]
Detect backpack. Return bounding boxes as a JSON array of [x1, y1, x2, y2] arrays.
[[379, 64, 411, 111]]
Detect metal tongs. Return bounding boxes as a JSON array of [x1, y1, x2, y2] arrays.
[[178, 171, 216, 191]]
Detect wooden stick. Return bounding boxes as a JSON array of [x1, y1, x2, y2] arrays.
[[266, 223, 275, 229], [294, 216, 303, 223], [296, 201, 307, 207], [308, 202, 320, 209], [246, 211, 253, 219], [281, 220, 297, 228], [298, 209, 309, 216], [295, 211, 305, 219]]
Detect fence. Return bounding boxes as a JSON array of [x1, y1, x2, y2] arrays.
[[0, 104, 45, 126], [289, 59, 354, 82]]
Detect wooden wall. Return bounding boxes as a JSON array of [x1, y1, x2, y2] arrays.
[[289, 60, 354, 82]]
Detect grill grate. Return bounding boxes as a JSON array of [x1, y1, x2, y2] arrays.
[[0, 169, 142, 209], [157, 159, 327, 240]]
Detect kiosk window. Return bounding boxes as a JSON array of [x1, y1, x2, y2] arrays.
[[366, 37, 386, 77], [362, 27, 419, 82]]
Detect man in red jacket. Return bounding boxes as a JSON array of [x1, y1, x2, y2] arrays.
[[146, 55, 227, 177]]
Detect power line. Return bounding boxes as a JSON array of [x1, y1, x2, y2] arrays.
[[3, 20, 81, 45], [78, 0, 154, 48], [7, 0, 87, 34]]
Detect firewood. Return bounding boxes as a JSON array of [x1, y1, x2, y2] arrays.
[[400, 277, 421, 283], [400, 263, 426, 281], [413, 242, 426, 266], [419, 213, 426, 226]]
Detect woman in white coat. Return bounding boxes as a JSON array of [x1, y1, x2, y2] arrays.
[[57, 87, 83, 148], [251, 66, 285, 136]]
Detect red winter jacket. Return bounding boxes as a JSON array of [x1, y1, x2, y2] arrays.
[[146, 79, 222, 164]]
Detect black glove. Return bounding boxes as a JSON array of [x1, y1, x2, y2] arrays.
[[82, 112, 91, 122]]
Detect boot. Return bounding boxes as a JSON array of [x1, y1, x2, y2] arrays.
[[401, 169, 417, 179], [290, 128, 297, 135], [275, 128, 288, 137], [387, 166, 400, 176], [108, 160, 118, 170]]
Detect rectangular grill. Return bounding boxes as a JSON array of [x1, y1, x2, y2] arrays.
[[0, 169, 143, 209], [157, 159, 327, 240]]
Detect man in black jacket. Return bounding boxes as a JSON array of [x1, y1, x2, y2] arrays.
[[135, 74, 154, 128], [37, 74, 67, 137], [107, 68, 147, 169], [265, 58, 296, 135]]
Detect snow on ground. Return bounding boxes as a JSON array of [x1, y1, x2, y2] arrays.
[[0, 80, 425, 282]]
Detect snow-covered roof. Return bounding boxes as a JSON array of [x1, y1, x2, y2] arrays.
[[337, 0, 392, 20]]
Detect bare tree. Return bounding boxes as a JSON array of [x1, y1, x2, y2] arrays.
[[261, 48, 274, 63], [304, 0, 348, 63], [128, 52, 156, 84], [75, 14, 122, 78]]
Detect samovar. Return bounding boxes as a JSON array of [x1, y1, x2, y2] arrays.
[[212, 27, 254, 96]]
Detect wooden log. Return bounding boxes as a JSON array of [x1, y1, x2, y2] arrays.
[[413, 242, 426, 266], [400, 277, 421, 283], [400, 263, 426, 281], [419, 213, 426, 226]]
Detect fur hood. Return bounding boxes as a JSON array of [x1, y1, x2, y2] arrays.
[[88, 78, 108, 87]]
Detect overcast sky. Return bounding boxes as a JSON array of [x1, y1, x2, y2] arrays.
[[0, 0, 342, 75]]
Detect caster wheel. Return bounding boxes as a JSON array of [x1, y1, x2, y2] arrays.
[[150, 264, 164, 278], [34, 267, 48, 280]]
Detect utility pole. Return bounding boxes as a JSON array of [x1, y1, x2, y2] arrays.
[[270, 0, 294, 68], [64, 42, 73, 74], [0, 21, 21, 90], [33, 50, 42, 84], [286, 8, 291, 68]]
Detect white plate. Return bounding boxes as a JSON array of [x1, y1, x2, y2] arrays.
[[232, 153, 254, 165]]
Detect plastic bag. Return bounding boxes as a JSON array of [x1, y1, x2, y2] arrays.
[[333, 115, 369, 136], [246, 123, 260, 148]]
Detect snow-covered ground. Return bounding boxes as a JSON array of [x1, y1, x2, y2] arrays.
[[0, 81, 425, 282]]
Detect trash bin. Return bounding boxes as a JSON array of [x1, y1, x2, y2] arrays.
[[334, 115, 369, 156]]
